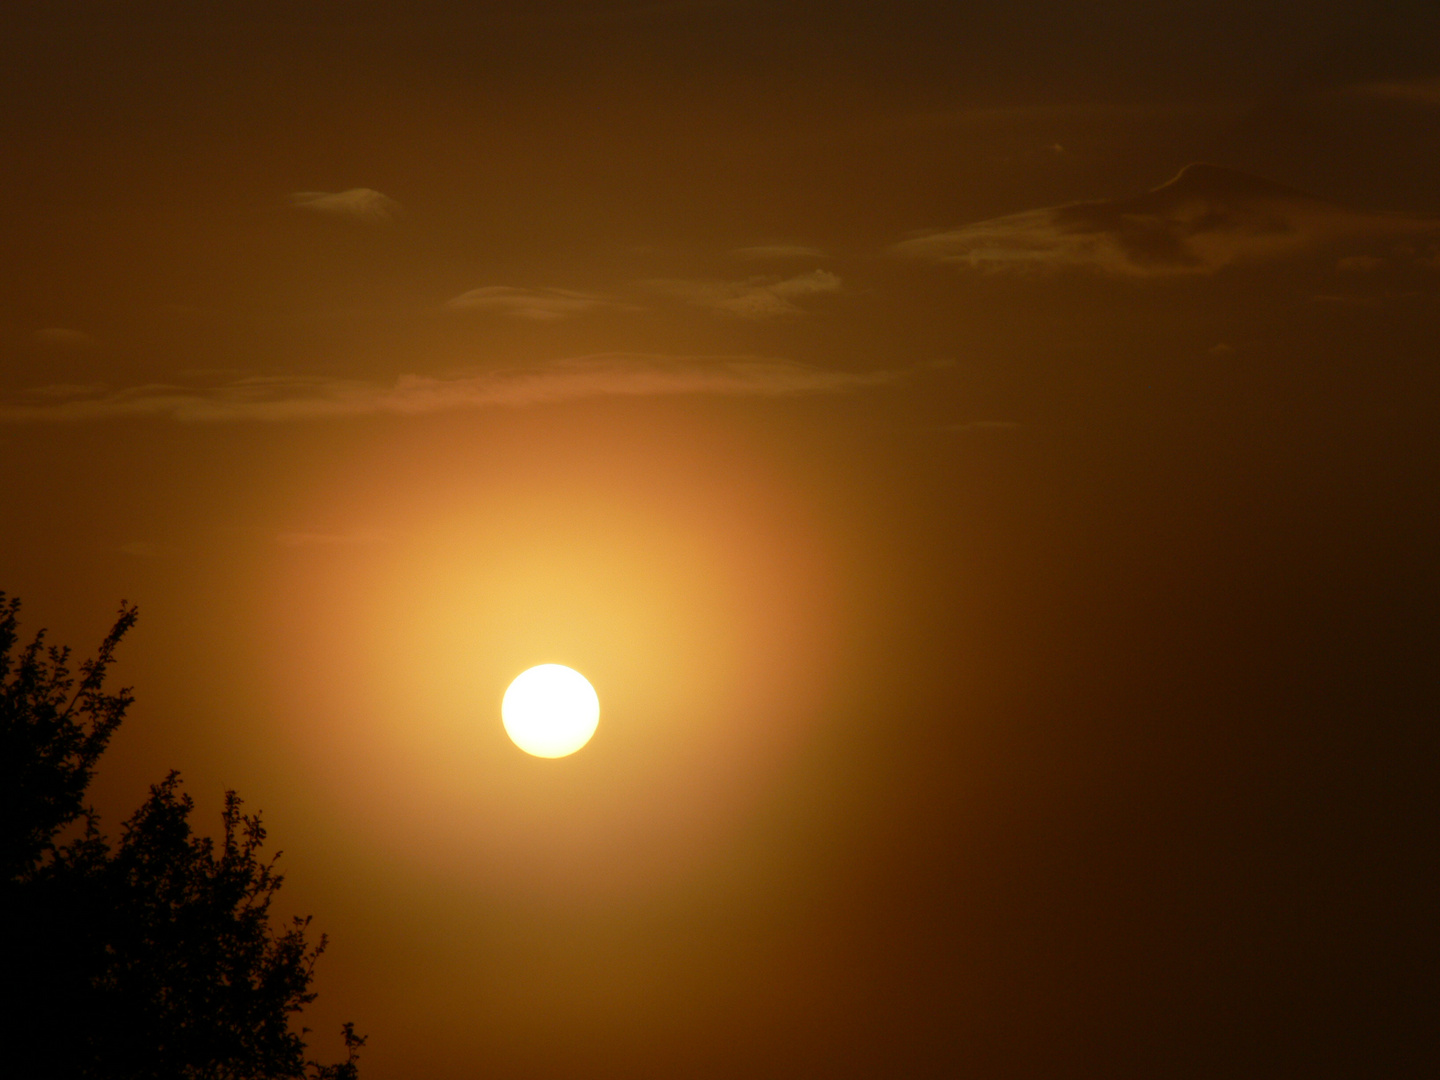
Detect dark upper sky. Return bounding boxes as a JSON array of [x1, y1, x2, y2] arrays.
[[3, 3, 1439, 1077]]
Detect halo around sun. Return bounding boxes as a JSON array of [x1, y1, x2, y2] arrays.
[[501, 664, 600, 758]]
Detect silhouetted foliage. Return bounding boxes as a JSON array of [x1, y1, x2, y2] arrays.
[[0, 594, 135, 881], [0, 594, 363, 1079]]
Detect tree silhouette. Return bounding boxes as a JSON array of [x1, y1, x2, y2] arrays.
[[0, 594, 363, 1079], [0, 595, 135, 881]]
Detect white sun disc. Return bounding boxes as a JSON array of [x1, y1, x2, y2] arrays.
[[501, 664, 600, 758]]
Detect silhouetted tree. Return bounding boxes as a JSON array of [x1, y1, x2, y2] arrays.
[[1, 594, 363, 1079], [0, 594, 135, 881]]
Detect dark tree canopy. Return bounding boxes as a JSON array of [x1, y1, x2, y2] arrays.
[[0, 594, 135, 881], [0, 594, 362, 1080]]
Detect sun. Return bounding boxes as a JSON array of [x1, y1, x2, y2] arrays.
[[501, 664, 600, 758]]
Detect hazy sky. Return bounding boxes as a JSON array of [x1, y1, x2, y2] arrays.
[[4, 3, 1439, 1077]]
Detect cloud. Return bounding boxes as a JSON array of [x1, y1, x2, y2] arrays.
[[23, 382, 110, 398], [895, 163, 1440, 277], [32, 328, 100, 349], [1336, 254, 1385, 273], [732, 244, 828, 260], [288, 188, 401, 223], [0, 355, 897, 423], [445, 286, 625, 320], [1343, 77, 1440, 108], [1310, 293, 1386, 308], [646, 270, 841, 317]]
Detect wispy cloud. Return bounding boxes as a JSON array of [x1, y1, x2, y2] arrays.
[[1341, 77, 1440, 107], [1336, 254, 1385, 273], [0, 355, 897, 423], [32, 328, 100, 349], [732, 244, 828, 260], [896, 163, 1440, 277], [445, 286, 627, 320], [23, 382, 110, 398], [646, 270, 841, 317], [289, 188, 401, 223]]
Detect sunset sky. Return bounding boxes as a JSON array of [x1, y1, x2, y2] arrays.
[[3, 3, 1439, 1076]]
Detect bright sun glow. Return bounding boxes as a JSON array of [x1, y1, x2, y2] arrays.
[[501, 664, 600, 758]]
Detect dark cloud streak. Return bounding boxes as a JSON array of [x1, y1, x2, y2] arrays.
[[896, 163, 1440, 276]]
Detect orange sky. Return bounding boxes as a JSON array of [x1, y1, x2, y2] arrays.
[[4, 3, 1440, 1077]]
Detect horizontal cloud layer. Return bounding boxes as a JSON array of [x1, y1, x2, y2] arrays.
[[732, 244, 828, 260], [288, 188, 401, 222], [1344, 77, 1440, 107], [646, 270, 841, 317], [896, 163, 1440, 277], [0, 354, 896, 423], [32, 328, 100, 349], [445, 286, 624, 320]]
